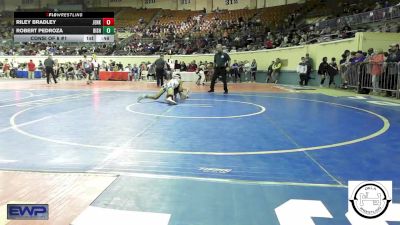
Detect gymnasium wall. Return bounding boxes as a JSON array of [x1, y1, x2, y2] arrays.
[[2, 32, 399, 75], [212, 0, 257, 10], [358, 32, 400, 52], [176, 0, 212, 11], [256, 0, 265, 8], [177, 0, 196, 11], [143, 0, 177, 10], [2, 0, 42, 10], [0, 0, 303, 11], [108, 0, 142, 8]]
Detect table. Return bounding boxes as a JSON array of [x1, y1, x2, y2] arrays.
[[173, 71, 197, 82], [16, 70, 42, 79], [99, 71, 129, 81]]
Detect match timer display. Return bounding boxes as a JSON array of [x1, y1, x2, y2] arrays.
[[13, 12, 115, 43]]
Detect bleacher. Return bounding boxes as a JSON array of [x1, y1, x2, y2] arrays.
[[1, 0, 399, 56], [258, 4, 300, 27], [115, 8, 160, 28], [204, 8, 257, 21], [157, 10, 202, 26]]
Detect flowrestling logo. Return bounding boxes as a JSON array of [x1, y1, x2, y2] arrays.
[[348, 181, 392, 219]]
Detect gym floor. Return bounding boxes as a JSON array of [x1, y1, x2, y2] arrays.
[[0, 80, 399, 225]]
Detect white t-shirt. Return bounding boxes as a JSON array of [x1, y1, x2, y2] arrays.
[[165, 78, 180, 89], [92, 61, 99, 69], [12, 62, 18, 68], [244, 63, 251, 71], [169, 62, 175, 70]]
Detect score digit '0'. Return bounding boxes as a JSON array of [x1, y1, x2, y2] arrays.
[[102, 18, 114, 26]]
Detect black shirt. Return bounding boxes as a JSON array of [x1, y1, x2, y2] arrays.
[[318, 62, 329, 75], [214, 52, 231, 68], [44, 58, 54, 68]]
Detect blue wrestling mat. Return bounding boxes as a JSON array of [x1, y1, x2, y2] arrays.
[[0, 89, 399, 225]]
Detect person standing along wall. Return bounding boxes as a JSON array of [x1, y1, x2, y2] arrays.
[[271, 58, 282, 84], [305, 54, 313, 85], [44, 56, 57, 84], [266, 61, 274, 83], [27, 60, 36, 79], [339, 54, 349, 89], [83, 58, 94, 85], [251, 59, 257, 82], [297, 57, 308, 86], [328, 57, 339, 88], [244, 60, 251, 82], [385, 43, 400, 97], [231, 60, 240, 83], [132, 64, 139, 81], [369, 49, 385, 94], [11, 59, 18, 78], [3, 59, 11, 79], [318, 57, 329, 87], [92, 59, 99, 80]]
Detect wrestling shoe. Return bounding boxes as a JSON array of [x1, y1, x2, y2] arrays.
[[166, 96, 177, 105], [181, 90, 190, 99], [185, 89, 190, 99], [137, 95, 145, 103]]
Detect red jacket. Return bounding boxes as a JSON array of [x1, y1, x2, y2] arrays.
[[3, 63, 10, 71], [28, 62, 36, 71]]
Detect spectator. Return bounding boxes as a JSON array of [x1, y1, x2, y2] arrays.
[[148, 63, 156, 80], [231, 60, 240, 83], [3, 59, 11, 79], [353, 51, 366, 64], [244, 60, 251, 82], [328, 57, 338, 87], [66, 62, 75, 80], [168, 59, 175, 72], [181, 62, 187, 71], [174, 60, 181, 71], [27, 59, 36, 79], [251, 59, 257, 82], [385, 43, 400, 96], [339, 52, 350, 88], [187, 60, 198, 72], [266, 60, 274, 83], [117, 62, 124, 71], [369, 49, 385, 94], [196, 68, 206, 86], [297, 57, 308, 86], [305, 53, 313, 83], [271, 58, 282, 84], [83, 57, 94, 85], [92, 59, 99, 80], [318, 57, 329, 87], [55, 62, 65, 80], [132, 64, 139, 81], [11, 59, 18, 78]]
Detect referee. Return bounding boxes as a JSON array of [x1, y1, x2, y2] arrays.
[[154, 54, 166, 87], [208, 44, 230, 94], [44, 55, 57, 84]]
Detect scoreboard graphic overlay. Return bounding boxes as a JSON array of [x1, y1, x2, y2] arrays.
[[13, 12, 115, 43]]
